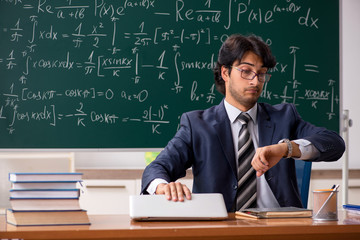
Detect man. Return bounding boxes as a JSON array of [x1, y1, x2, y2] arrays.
[[141, 34, 345, 212]]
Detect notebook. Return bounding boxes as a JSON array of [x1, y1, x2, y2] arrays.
[[129, 193, 228, 221]]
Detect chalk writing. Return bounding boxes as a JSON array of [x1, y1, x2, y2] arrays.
[[0, 0, 340, 148]]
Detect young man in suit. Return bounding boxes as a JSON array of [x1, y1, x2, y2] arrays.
[[141, 34, 345, 212]]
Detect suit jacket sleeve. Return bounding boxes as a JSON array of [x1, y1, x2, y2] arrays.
[[289, 104, 345, 162], [259, 103, 345, 207], [141, 112, 194, 194], [257, 103, 345, 162]]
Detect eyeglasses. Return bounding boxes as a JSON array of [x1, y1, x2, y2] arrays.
[[231, 66, 271, 83]]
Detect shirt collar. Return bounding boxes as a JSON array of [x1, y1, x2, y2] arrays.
[[224, 100, 257, 124]]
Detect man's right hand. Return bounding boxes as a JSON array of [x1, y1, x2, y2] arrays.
[[155, 182, 192, 202]]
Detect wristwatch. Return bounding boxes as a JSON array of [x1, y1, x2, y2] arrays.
[[280, 138, 293, 158]]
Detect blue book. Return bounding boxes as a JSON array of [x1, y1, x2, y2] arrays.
[[9, 172, 83, 182], [343, 204, 360, 215], [343, 204, 360, 212]]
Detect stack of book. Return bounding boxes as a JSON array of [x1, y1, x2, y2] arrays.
[[343, 204, 360, 224], [6, 172, 90, 226]]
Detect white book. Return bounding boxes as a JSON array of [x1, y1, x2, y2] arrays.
[[11, 181, 79, 189], [10, 198, 81, 211], [9, 173, 83, 182], [9, 189, 80, 199]]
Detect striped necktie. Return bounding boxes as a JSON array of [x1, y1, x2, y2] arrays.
[[236, 113, 257, 210]]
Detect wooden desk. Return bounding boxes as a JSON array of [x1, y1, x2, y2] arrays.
[[1, 211, 360, 240]]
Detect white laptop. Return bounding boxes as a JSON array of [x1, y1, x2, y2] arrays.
[[129, 193, 228, 221]]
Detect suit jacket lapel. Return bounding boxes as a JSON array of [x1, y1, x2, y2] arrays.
[[213, 100, 237, 178], [257, 103, 275, 147]]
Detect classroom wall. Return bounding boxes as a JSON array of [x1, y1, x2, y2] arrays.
[[341, 0, 360, 169]]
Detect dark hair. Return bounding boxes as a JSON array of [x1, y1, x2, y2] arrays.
[[213, 34, 276, 95]]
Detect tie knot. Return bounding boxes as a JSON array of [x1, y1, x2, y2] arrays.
[[237, 113, 251, 125]]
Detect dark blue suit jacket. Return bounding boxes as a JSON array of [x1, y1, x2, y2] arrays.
[[141, 100, 345, 211]]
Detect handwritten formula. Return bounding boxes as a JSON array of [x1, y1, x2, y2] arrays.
[[0, 0, 339, 148]]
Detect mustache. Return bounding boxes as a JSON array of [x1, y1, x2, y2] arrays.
[[245, 87, 260, 91]]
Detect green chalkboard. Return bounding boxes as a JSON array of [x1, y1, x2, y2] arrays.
[[0, 0, 339, 149]]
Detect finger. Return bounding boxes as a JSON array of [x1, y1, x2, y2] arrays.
[[168, 182, 179, 201], [256, 170, 264, 177], [251, 156, 263, 169], [252, 158, 268, 173], [255, 153, 269, 168], [251, 158, 260, 171], [257, 149, 269, 166], [260, 163, 269, 173], [162, 184, 172, 201], [259, 157, 269, 166], [182, 184, 192, 200], [175, 182, 185, 201]]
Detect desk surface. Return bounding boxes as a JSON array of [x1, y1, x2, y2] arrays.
[[1, 211, 360, 240]]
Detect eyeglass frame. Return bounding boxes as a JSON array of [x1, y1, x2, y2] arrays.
[[231, 65, 271, 83]]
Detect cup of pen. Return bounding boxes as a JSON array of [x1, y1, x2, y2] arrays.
[[312, 188, 338, 221]]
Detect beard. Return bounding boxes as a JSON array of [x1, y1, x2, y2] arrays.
[[228, 84, 261, 110]]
